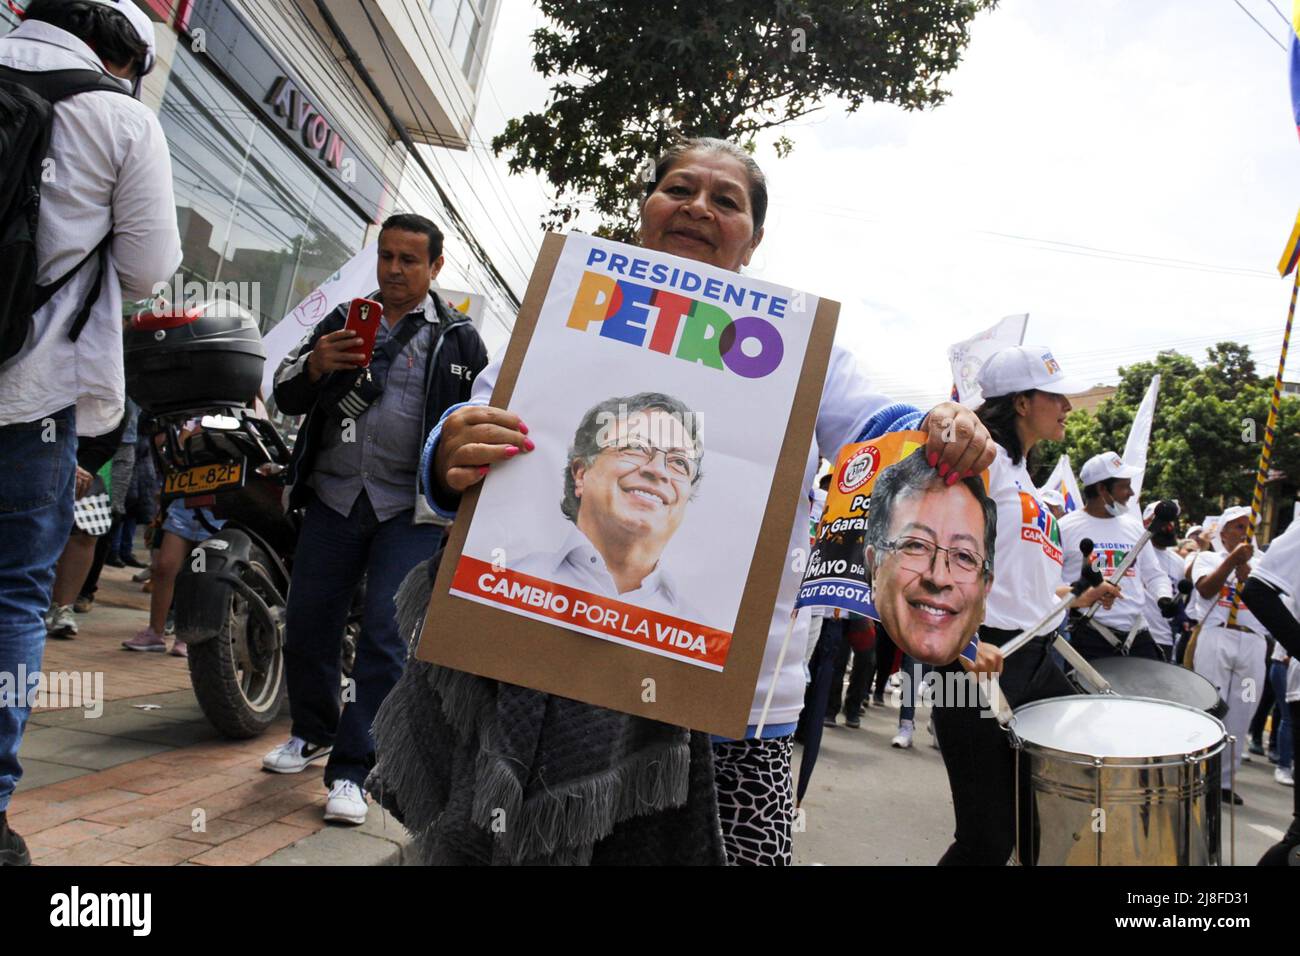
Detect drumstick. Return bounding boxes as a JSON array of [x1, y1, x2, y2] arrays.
[[1080, 500, 1179, 623], [999, 538, 1103, 661]]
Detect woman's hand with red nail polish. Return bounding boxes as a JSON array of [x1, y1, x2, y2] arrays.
[[436, 405, 532, 493]]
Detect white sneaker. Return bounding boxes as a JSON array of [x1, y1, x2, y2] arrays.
[[47, 605, 78, 638], [324, 779, 367, 825], [891, 719, 914, 749], [1277, 767, 1296, 787], [261, 736, 332, 774]]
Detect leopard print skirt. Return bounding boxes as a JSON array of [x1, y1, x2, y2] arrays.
[[713, 735, 794, 866]]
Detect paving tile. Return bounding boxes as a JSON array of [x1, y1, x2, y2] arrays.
[[274, 801, 328, 830], [110, 771, 195, 795], [188, 822, 312, 866], [80, 800, 172, 827], [23, 819, 119, 848], [18, 725, 172, 770], [119, 838, 206, 866], [100, 818, 188, 848], [170, 817, 256, 846], [12, 759, 89, 791], [222, 789, 320, 828], [11, 788, 144, 832], [37, 837, 135, 866]]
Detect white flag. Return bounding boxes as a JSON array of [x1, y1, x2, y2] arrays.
[[947, 314, 1029, 406], [260, 242, 380, 397], [1123, 374, 1161, 518], [259, 241, 484, 396], [1038, 454, 1083, 515]]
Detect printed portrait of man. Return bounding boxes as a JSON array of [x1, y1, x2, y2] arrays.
[[512, 392, 704, 619], [865, 449, 996, 665]]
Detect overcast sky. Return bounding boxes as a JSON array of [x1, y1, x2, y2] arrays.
[[442, 0, 1300, 408]]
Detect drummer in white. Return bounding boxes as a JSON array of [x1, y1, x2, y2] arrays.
[[1141, 499, 1190, 662], [1188, 505, 1268, 804], [1057, 453, 1173, 662]]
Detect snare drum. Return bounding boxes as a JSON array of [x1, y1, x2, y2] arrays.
[[1010, 696, 1227, 865], [1086, 657, 1228, 718]]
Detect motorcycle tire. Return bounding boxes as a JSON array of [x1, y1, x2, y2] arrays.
[[187, 544, 286, 739]]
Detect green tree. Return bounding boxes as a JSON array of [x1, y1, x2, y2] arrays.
[[494, 0, 998, 238], [1033, 345, 1300, 523]]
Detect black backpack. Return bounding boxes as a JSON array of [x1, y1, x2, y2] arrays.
[[0, 65, 130, 364]]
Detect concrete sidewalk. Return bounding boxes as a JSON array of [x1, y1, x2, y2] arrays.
[[8, 566, 410, 866]]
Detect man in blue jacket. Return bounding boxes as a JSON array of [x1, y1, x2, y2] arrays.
[[263, 214, 487, 826]]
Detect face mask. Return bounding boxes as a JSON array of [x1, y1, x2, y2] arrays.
[[1104, 498, 1126, 518]]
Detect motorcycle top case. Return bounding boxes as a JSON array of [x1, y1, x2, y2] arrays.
[[125, 300, 266, 414]]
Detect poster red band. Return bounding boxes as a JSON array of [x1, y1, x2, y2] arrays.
[[450, 555, 732, 670]]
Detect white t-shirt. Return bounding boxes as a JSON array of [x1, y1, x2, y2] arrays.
[[1251, 519, 1300, 597], [981, 446, 1065, 632], [1058, 511, 1171, 632], [1142, 546, 1186, 647], [1188, 550, 1264, 634], [0, 22, 182, 435]]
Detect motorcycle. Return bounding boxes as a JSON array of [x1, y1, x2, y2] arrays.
[[127, 302, 359, 738]]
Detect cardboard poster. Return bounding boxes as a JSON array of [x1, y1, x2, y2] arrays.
[[797, 433, 992, 666], [418, 233, 839, 737]]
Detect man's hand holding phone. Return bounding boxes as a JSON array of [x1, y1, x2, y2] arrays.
[[307, 330, 369, 383]]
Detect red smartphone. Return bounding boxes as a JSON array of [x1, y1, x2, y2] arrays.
[[343, 297, 383, 367]]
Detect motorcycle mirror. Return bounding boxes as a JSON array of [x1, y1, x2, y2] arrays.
[[199, 414, 241, 431]]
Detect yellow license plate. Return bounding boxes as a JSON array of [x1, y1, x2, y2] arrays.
[[163, 461, 244, 498]]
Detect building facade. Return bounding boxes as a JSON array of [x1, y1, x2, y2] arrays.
[[3, 0, 503, 333]]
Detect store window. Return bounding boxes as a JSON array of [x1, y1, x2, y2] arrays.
[[429, 0, 489, 84], [158, 44, 366, 335]]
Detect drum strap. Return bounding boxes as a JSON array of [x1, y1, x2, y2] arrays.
[[1091, 619, 1144, 654]]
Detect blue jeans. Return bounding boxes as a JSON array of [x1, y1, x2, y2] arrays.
[[284, 492, 439, 786], [1271, 659, 1294, 771], [0, 406, 77, 811]]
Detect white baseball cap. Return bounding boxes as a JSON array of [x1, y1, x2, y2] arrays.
[[85, 0, 157, 77], [1143, 499, 1180, 522], [1079, 451, 1140, 487], [976, 346, 1091, 401], [1040, 489, 1065, 509]]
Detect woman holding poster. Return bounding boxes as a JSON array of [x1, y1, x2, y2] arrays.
[[384, 137, 996, 866], [933, 345, 1118, 865]]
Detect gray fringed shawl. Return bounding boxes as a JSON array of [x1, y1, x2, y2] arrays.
[[365, 560, 727, 865]]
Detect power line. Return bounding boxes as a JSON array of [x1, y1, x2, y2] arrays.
[[305, 1, 524, 317], [1231, 0, 1288, 52], [385, 0, 542, 262], [352, 0, 536, 285]]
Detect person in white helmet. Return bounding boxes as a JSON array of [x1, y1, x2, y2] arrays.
[[1188, 505, 1268, 804], [1039, 489, 1066, 521], [1057, 453, 1173, 662], [0, 0, 178, 867]]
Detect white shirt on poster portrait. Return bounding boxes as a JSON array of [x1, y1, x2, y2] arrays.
[[511, 527, 701, 623]]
